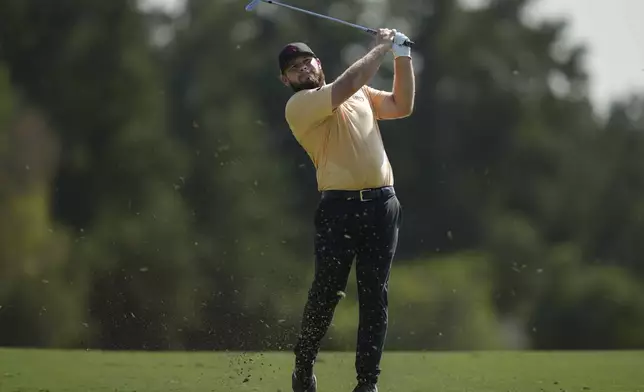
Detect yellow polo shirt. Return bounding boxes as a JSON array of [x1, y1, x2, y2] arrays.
[[285, 84, 393, 191]]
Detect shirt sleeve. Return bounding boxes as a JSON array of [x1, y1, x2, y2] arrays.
[[285, 84, 334, 136], [364, 85, 389, 120]]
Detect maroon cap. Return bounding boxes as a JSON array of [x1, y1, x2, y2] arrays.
[[278, 42, 316, 73]]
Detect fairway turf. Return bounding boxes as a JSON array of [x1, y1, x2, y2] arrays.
[[0, 349, 643, 392]]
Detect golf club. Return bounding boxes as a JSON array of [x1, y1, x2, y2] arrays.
[[245, 0, 415, 48]]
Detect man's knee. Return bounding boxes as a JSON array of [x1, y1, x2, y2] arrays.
[[358, 286, 389, 314], [308, 282, 346, 308]]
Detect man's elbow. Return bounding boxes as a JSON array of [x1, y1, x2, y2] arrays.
[[397, 102, 414, 118], [388, 95, 414, 118]]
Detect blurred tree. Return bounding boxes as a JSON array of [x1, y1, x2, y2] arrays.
[[364, 0, 644, 347], [0, 0, 643, 351], [581, 96, 644, 276], [531, 246, 644, 349], [0, 63, 85, 347], [164, 0, 315, 350], [0, 0, 201, 349]]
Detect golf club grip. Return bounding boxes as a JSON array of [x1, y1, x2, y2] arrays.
[[365, 28, 414, 48]]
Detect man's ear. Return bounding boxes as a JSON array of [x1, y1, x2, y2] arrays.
[[279, 73, 290, 87]]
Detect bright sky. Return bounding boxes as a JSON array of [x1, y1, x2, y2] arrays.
[[526, 0, 644, 114], [142, 0, 644, 114]]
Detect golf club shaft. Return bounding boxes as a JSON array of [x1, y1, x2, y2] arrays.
[[262, 0, 413, 48], [265, 0, 374, 33]]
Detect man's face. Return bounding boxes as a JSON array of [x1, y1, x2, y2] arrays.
[[281, 55, 325, 92]]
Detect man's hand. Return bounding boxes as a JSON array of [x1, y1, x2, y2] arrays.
[[392, 31, 411, 58], [374, 28, 395, 50]]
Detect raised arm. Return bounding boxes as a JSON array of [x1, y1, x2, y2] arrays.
[[365, 31, 415, 120], [330, 29, 395, 109], [390, 56, 415, 115]]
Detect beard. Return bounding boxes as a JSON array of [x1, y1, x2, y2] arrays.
[[290, 70, 325, 92]]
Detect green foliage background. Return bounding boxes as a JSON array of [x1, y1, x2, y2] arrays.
[[0, 0, 643, 351]]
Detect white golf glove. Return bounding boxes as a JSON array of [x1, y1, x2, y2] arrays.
[[392, 31, 411, 58]]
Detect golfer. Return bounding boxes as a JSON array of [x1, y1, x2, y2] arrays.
[[279, 28, 415, 392]]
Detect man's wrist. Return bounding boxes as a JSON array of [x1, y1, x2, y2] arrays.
[[373, 43, 392, 54], [394, 53, 412, 60], [393, 47, 411, 59]]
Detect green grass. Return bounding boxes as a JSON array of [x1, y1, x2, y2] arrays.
[[0, 349, 643, 392]]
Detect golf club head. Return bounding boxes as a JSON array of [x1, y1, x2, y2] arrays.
[[245, 0, 260, 11]]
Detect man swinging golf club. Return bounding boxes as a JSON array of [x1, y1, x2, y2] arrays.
[[279, 28, 415, 392]]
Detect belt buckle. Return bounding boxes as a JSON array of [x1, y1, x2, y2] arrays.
[[359, 189, 371, 202]]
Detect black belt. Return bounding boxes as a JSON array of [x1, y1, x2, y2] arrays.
[[321, 186, 395, 202]]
